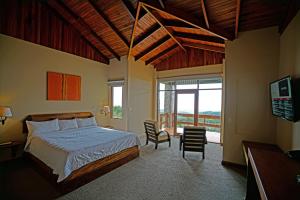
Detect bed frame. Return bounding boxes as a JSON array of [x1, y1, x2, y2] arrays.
[[23, 112, 139, 194]]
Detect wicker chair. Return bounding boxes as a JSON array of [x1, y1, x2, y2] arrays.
[[144, 120, 171, 149], [182, 126, 207, 159]]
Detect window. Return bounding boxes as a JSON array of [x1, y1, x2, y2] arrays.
[[112, 86, 123, 119]]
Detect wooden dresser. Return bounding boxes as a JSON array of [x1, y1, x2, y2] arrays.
[[242, 141, 300, 200]]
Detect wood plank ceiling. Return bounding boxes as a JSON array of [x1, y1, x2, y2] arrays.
[[0, 0, 295, 70]]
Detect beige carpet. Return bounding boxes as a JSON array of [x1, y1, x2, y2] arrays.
[[58, 137, 246, 200]]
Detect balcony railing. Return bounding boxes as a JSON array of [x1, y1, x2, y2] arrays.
[[159, 113, 221, 131]]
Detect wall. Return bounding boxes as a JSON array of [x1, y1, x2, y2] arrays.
[[156, 64, 223, 79], [0, 34, 109, 143], [107, 56, 128, 130], [276, 12, 300, 151], [127, 56, 156, 135], [224, 27, 279, 164]]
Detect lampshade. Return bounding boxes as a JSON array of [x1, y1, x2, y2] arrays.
[[0, 106, 12, 117], [103, 106, 110, 114]]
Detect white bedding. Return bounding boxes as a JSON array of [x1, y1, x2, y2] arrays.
[[24, 126, 140, 182]]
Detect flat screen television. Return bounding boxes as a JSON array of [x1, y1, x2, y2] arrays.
[[270, 76, 295, 121]]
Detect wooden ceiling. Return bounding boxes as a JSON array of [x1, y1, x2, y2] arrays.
[[1, 0, 297, 69]]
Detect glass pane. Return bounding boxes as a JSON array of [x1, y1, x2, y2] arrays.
[[198, 90, 221, 133], [159, 83, 165, 91], [158, 91, 175, 134], [199, 83, 222, 89], [176, 84, 197, 89], [112, 86, 122, 119], [159, 81, 175, 91], [176, 93, 195, 133]]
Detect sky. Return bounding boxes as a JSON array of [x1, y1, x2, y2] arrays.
[[113, 86, 122, 106], [160, 83, 222, 113]]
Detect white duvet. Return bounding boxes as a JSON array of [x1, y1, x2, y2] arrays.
[[25, 126, 140, 182]]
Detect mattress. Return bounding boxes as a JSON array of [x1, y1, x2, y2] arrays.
[[24, 126, 140, 182]]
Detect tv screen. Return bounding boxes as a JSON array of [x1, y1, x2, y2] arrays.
[[270, 76, 295, 121]]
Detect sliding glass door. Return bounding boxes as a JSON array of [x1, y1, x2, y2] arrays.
[[174, 90, 198, 134], [157, 77, 222, 143]]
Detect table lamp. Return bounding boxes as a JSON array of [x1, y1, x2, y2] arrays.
[[103, 106, 110, 116], [0, 106, 12, 125]]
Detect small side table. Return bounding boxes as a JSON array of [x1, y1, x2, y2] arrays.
[[0, 141, 24, 159]]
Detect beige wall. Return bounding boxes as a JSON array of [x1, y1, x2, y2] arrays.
[[107, 56, 128, 130], [0, 34, 109, 143], [277, 12, 300, 151], [156, 64, 223, 79], [107, 56, 156, 134], [224, 27, 279, 164], [127, 56, 155, 135]]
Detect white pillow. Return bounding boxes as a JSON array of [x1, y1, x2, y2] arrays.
[[26, 119, 59, 134], [58, 119, 78, 130], [76, 116, 97, 128]]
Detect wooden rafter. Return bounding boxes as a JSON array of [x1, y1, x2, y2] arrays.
[[59, 1, 120, 60], [145, 44, 178, 65], [128, 2, 142, 58], [133, 23, 161, 47], [141, 1, 234, 40], [47, 0, 109, 63], [158, 0, 165, 9], [164, 19, 194, 28], [135, 35, 171, 61], [120, 0, 136, 20], [120, 0, 147, 20], [182, 42, 225, 53], [235, 0, 241, 38], [174, 32, 224, 44], [200, 0, 209, 29], [141, 4, 186, 52], [88, 0, 130, 48]]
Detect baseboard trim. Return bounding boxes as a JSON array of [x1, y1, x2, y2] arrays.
[[221, 160, 247, 170]]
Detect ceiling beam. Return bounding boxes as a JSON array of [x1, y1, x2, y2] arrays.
[[60, 1, 120, 60], [235, 0, 241, 38], [174, 32, 225, 44], [135, 35, 171, 61], [141, 1, 234, 40], [164, 19, 194, 28], [141, 4, 186, 52], [128, 1, 142, 58], [200, 0, 209, 29], [133, 23, 161, 48], [88, 0, 130, 48], [120, 0, 136, 20], [182, 42, 225, 53], [47, 0, 109, 63], [145, 44, 178, 65], [158, 0, 165, 9], [120, 0, 147, 20]]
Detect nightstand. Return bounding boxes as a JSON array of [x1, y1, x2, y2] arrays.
[[0, 141, 24, 161]]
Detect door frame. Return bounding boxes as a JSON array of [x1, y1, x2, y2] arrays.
[[174, 89, 199, 134]]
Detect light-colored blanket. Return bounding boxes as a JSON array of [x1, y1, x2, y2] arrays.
[[25, 126, 140, 182]]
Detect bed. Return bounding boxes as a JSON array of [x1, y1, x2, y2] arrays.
[[23, 112, 140, 193]]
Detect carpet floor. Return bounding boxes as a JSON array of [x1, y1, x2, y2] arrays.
[[1, 137, 246, 200]]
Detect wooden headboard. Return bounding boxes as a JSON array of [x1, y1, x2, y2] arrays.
[[23, 112, 93, 133]]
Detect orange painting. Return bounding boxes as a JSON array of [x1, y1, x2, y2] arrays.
[[47, 72, 81, 101]]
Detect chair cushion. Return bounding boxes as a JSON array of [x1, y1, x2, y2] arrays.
[[158, 131, 169, 141]]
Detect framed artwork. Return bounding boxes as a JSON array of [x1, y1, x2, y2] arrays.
[[47, 72, 81, 101]]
